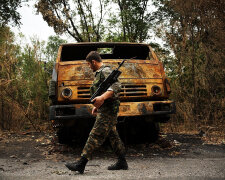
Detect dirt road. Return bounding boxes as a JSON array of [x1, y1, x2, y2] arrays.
[[0, 132, 224, 179]]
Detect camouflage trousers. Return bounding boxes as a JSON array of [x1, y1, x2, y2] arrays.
[[81, 112, 126, 160]]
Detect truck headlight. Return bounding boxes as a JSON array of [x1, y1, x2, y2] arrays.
[[61, 88, 72, 99], [151, 85, 162, 96]]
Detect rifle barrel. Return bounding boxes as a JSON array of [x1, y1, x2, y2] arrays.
[[116, 59, 126, 70]]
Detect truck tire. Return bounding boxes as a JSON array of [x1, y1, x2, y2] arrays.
[[56, 118, 95, 145], [117, 117, 159, 144], [57, 127, 73, 144], [146, 121, 160, 143]]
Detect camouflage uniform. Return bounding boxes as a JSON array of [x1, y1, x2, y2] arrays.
[[81, 65, 126, 160]]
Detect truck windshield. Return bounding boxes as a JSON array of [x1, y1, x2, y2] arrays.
[[60, 43, 150, 61]]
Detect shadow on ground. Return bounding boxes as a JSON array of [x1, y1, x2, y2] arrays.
[[0, 131, 224, 162]]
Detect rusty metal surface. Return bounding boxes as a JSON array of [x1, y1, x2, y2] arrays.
[[50, 100, 175, 121], [56, 59, 169, 102], [118, 100, 175, 116], [54, 43, 173, 117], [60, 42, 150, 47]]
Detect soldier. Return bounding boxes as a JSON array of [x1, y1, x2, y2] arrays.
[[65, 51, 128, 174]]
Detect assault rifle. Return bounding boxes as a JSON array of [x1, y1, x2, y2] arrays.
[[89, 59, 126, 104]]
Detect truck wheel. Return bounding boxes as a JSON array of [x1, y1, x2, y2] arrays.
[[56, 127, 73, 144], [146, 121, 160, 143], [118, 117, 160, 144], [153, 115, 170, 123]]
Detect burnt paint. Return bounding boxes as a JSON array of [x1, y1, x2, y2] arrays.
[[137, 103, 148, 115]]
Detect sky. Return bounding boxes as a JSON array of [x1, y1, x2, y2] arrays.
[[12, 1, 57, 42], [11, 0, 110, 43], [11, 0, 162, 44]]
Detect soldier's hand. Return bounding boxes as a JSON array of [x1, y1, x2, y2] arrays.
[[92, 107, 98, 115], [92, 96, 104, 108]]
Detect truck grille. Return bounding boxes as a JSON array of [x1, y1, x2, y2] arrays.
[[77, 86, 91, 98], [77, 84, 147, 98], [120, 84, 147, 97]]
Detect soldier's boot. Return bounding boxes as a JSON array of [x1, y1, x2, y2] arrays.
[[108, 156, 128, 170], [65, 156, 88, 174]]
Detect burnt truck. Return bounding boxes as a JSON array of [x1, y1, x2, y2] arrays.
[[49, 42, 176, 144]]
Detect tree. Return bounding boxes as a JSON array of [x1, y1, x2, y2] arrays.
[[0, 27, 55, 131], [35, 0, 107, 42], [0, 0, 26, 26], [36, 0, 153, 42], [0, 27, 24, 130], [45, 35, 67, 62], [44, 35, 67, 75], [152, 0, 225, 130], [107, 0, 151, 42]]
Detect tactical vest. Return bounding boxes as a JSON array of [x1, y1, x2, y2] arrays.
[[90, 66, 106, 96], [90, 66, 120, 114]]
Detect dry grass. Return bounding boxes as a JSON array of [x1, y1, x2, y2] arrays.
[[161, 114, 225, 145]]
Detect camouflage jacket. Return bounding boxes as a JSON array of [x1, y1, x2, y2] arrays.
[[90, 65, 121, 114]]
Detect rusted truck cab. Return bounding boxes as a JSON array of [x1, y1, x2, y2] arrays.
[[49, 42, 175, 143]]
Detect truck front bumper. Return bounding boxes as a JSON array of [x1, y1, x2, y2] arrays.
[[49, 100, 176, 121]]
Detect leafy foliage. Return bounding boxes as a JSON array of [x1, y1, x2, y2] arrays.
[[0, 0, 27, 26], [152, 0, 225, 130], [1, 1, 224, 135], [35, 0, 107, 42], [35, 0, 152, 42], [107, 0, 151, 42], [45, 35, 67, 62], [44, 35, 67, 75], [0, 27, 66, 131]]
